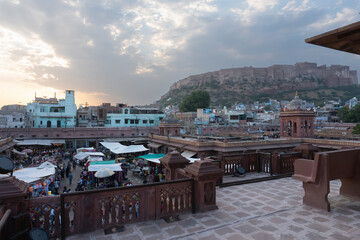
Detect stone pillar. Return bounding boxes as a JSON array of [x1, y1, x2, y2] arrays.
[[294, 143, 319, 159], [0, 176, 29, 212], [183, 159, 224, 212], [271, 151, 280, 174], [160, 151, 189, 181]]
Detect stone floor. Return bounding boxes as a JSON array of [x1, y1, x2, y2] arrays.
[[222, 172, 272, 183], [67, 178, 360, 240]]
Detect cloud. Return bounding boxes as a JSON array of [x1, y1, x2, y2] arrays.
[[0, 0, 359, 108], [308, 7, 358, 30]]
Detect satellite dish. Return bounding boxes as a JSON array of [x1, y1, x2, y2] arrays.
[[0, 156, 15, 175]]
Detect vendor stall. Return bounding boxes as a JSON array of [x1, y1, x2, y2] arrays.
[[100, 142, 148, 155]]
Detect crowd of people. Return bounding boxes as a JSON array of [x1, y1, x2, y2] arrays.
[[13, 146, 169, 198]]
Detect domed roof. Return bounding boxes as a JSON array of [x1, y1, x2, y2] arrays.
[[285, 92, 307, 110]]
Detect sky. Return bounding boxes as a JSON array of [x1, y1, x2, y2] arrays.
[[0, 0, 360, 108]]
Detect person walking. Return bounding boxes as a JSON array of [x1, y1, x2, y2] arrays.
[[60, 167, 65, 180], [66, 165, 70, 178], [69, 172, 73, 185], [54, 179, 60, 195]]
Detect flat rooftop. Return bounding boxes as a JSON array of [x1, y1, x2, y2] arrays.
[[67, 178, 360, 239]]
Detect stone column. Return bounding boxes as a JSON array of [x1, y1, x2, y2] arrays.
[[160, 151, 189, 181], [183, 159, 224, 212], [271, 151, 280, 174]]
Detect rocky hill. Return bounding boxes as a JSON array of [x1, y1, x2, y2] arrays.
[[155, 62, 358, 108]]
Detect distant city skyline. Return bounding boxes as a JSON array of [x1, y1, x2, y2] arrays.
[[0, 0, 359, 108]]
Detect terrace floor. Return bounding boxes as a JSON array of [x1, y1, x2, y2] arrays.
[[67, 178, 360, 240]]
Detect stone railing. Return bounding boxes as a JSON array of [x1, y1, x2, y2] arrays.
[[220, 151, 302, 176], [258, 152, 272, 174], [279, 152, 302, 174], [25, 179, 193, 239], [27, 195, 61, 238], [222, 153, 258, 175]]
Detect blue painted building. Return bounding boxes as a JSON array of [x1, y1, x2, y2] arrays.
[[27, 90, 77, 128], [104, 108, 165, 127]]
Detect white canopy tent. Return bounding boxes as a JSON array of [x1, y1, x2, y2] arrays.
[[74, 152, 104, 161], [77, 147, 95, 153], [13, 165, 55, 183], [12, 149, 28, 157], [37, 161, 57, 169], [88, 163, 123, 172], [100, 142, 148, 154], [181, 150, 200, 162], [16, 139, 65, 146]]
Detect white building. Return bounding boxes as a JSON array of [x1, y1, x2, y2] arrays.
[[0, 112, 26, 128], [27, 90, 77, 128], [104, 108, 165, 127]]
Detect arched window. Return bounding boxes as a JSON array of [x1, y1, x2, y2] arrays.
[[124, 109, 128, 114], [47, 121, 51, 128]]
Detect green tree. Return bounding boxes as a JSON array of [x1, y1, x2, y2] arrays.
[[352, 124, 360, 134], [337, 104, 360, 123], [179, 90, 210, 112]]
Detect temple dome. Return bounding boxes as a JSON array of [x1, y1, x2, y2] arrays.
[[285, 92, 307, 110]]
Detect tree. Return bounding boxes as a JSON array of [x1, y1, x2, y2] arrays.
[[352, 124, 360, 134], [337, 104, 360, 123], [179, 90, 210, 112]]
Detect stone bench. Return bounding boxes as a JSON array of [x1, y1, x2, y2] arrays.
[[292, 148, 360, 211]]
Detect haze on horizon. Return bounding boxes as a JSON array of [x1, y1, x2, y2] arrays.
[[0, 0, 359, 108]]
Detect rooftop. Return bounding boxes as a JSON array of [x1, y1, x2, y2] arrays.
[[67, 177, 360, 239], [305, 21, 360, 55]]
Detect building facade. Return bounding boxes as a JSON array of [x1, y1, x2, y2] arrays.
[[27, 90, 77, 128], [280, 93, 315, 138], [0, 112, 26, 128], [104, 108, 165, 128]]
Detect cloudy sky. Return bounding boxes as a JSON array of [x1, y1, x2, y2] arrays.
[[0, 0, 359, 107]]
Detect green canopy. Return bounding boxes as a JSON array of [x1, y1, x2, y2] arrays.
[[90, 160, 115, 165], [136, 154, 165, 159]]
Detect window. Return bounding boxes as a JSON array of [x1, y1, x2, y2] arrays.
[[20, 118, 23, 122], [47, 120, 51, 128], [40, 107, 46, 112], [125, 119, 129, 124], [130, 119, 135, 124], [57, 120, 61, 128], [115, 120, 121, 124], [40, 121, 43, 125], [143, 120, 148, 124], [15, 126, 17, 128], [124, 109, 128, 114], [12, 118, 15, 121], [29, 109, 32, 112], [159, 117, 163, 120], [135, 119, 139, 124], [149, 120, 154, 124]]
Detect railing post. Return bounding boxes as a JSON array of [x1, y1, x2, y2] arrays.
[[61, 194, 65, 240], [191, 179, 195, 214], [183, 159, 223, 212], [269, 153, 273, 176], [279, 154, 283, 174]]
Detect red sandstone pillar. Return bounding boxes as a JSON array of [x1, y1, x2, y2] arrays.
[[183, 159, 224, 212], [160, 151, 189, 181]]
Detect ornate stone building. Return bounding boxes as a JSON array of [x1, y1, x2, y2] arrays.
[[280, 93, 315, 138]]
